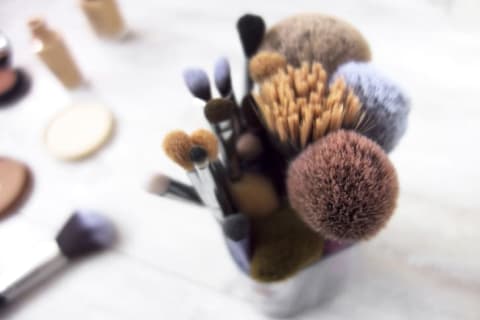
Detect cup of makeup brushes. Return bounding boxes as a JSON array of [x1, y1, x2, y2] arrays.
[[246, 247, 356, 318]]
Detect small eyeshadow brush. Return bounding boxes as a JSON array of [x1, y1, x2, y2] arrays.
[[236, 13, 266, 93], [0, 210, 115, 307], [182, 68, 212, 102], [147, 173, 202, 206], [214, 56, 236, 103], [204, 98, 242, 180]]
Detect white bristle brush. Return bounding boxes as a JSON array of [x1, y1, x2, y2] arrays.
[[0, 210, 116, 307], [147, 173, 202, 206]]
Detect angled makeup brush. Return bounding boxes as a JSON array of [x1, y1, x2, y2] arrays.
[[287, 130, 398, 241], [147, 173, 202, 206], [236, 13, 266, 93], [0, 210, 115, 307], [204, 98, 242, 180], [182, 68, 212, 102], [214, 56, 235, 102]]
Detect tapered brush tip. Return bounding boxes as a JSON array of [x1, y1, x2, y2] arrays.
[[287, 130, 398, 241], [189, 145, 208, 164], [204, 98, 235, 123], [163, 130, 194, 171], [147, 173, 171, 195], [249, 51, 287, 82], [182, 68, 211, 101], [237, 14, 266, 57], [223, 214, 249, 241], [213, 57, 232, 97], [56, 210, 116, 259], [190, 129, 219, 160]]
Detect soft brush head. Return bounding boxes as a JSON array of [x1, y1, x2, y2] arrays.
[[204, 98, 235, 123], [259, 13, 371, 74], [56, 210, 116, 259], [190, 129, 219, 161], [182, 68, 212, 101], [331, 62, 410, 152], [147, 173, 171, 195], [287, 130, 398, 241], [213, 57, 232, 97], [163, 130, 194, 171], [237, 14, 266, 58]]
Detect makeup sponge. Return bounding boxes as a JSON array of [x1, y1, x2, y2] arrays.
[[258, 14, 371, 74], [287, 130, 398, 241], [250, 205, 324, 282], [331, 62, 410, 152]]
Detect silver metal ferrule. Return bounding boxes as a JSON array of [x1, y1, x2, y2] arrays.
[[0, 241, 68, 303]]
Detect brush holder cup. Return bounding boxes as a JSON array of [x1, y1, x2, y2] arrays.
[[244, 246, 355, 318], [225, 236, 355, 318]]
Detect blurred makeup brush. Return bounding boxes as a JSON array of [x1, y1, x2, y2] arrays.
[[204, 98, 242, 180], [214, 57, 235, 102], [0, 210, 115, 307], [190, 129, 219, 161], [236, 13, 266, 93], [189, 145, 235, 219], [182, 68, 212, 102], [252, 61, 364, 157], [332, 61, 410, 153], [147, 173, 202, 206], [287, 130, 398, 241], [236, 132, 263, 162], [223, 213, 249, 241]]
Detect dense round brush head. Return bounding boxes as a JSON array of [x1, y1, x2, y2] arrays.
[[182, 68, 211, 102], [147, 173, 170, 195], [222, 213, 249, 241], [237, 14, 266, 58], [213, 57, 232, 97], [56, 210, 116, 259], [236, 132, 263, 161], [250, 206, 324, 282], [163, 130, 194, 171], [249, 51, 287, 82], [190, 129, 219, 161], [189, 145, 208, 164], [332, 62, 410, 152], [259, 14, 371, 74], [287, 130, 398, 241], [204, 98, 235, 123], [230, 173, 279, 217]]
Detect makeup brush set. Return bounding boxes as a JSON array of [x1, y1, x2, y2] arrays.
[[153, 12, 411, 286]]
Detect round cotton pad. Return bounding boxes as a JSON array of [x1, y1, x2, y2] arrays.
[[45, 104, 114, 160], [0, 157, 30, 217]]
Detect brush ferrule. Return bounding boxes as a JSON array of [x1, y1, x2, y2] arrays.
[[0, 241, 67, 303]]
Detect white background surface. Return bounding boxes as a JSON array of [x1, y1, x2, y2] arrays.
[[0, 0, 479, 318]]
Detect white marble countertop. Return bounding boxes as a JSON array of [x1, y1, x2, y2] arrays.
[[0, 0, 479, 318]]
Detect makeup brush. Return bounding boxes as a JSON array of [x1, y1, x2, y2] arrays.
[[236, 132, 263, 162], [250, 205, 324, 282], [223, 213, 249, 241], [252, 60, 364, 157], [190, 129, 219, 161], [249, 51, 287, 83], [0, 210, 115, 307], [204, 98, 242, 180], [214, 57, 235, 102], [182, 68, 212, 102], [287, 130, 399, 241], [332, 62, 410, 152], [259, 13, 371, 74], [147, 173, 202, 206], [236, 13, 266, 93]]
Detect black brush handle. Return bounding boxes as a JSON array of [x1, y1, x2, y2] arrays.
[[0, 294, 6, 308]]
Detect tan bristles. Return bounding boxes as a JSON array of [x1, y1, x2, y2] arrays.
[[249, 51, 287, 83], [162, 130, 194, 171], [190, 129, 218, 161], [253, 63, 363, 152]]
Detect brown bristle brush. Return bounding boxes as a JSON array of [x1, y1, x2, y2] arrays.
[[258, 13, 371, 74], [250, 59, 363, 157], [250, 205, 324, 283], [287, 130, 399, 241]]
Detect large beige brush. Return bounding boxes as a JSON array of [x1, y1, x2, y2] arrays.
[[251, 59, 363, 155]]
